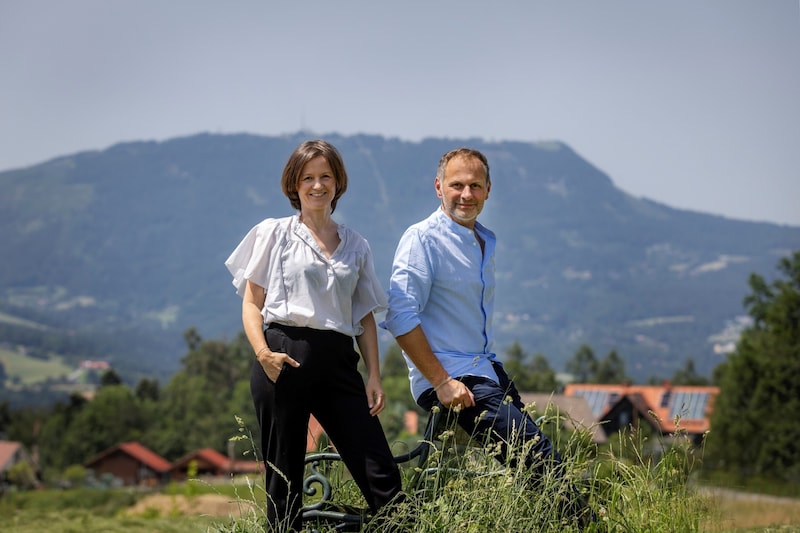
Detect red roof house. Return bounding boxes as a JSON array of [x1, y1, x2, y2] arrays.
[[0, 440, 38, 487], [84, 441, 171, 486], [563, 383, 720, 444], [519, 393, 608, 444], [170, 447, 261, 481]]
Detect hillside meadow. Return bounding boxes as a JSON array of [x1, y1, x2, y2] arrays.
[[2, 475, 800, 532], [4, 133, 799, 384], [0, 347, 73, 385], [4, 418, 800, 533]]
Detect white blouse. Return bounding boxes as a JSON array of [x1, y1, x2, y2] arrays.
[[225, 215, 387, 337]]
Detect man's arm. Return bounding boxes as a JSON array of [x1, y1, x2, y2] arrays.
[[396, 325, 474, 409]]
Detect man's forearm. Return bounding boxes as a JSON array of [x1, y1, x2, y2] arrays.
[[395, 325, 450, 387]]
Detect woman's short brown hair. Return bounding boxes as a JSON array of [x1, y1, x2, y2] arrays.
[[281, 140, 348, 213]]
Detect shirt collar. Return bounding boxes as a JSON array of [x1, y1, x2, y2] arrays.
[[435, 207, 480, 237], [434, 207, 493, 242]]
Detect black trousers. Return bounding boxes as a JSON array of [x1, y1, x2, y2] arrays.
[[250, 323, 402, 531]]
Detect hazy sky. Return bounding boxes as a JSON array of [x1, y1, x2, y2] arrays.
[[2, 1, 799, 226]]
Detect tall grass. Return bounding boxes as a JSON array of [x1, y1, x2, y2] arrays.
[[212, 407, 713, 533]]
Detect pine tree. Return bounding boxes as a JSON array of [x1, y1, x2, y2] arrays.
[[707, 252, 800, 481]]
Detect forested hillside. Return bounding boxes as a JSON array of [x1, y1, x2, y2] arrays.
[[1, 132, 798, 400]]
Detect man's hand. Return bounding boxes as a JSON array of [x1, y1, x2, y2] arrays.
[[436, 378, 475, 410]]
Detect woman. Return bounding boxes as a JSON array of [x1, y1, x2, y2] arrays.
[[225, 140, 402, 530]]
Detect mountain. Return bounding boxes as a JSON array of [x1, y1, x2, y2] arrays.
[[1, 132, 798, 390]]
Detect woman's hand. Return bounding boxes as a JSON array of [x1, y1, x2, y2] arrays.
[[256, 348, 299, 382], [366, 374, 386, 416]]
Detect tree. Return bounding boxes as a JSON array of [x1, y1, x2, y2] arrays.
[[565, 344, 598, 383], [0, 400, 9, 436], [500, 342, 559, 392], [100, 369, 123, 387], [7, 460, 38, 489], [707, 252, 800, 481], [671, 358, 709, 386], [526, 353, 559, 392], [149, 372, 233, 459], [145, 330, 254, 459], [37, 394, 88, 473], [594, 350, 628, 384], [184, 327, 202, 352], [59, 385, 147, 468], [180, 330, 251, 392], [381, 343, 409, 379], [378, 343, 419, 439], [503, 341, 532, 388], [135, 377, 161, 402]]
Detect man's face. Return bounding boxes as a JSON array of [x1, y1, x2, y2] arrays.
[[435, 155, 491, 229]]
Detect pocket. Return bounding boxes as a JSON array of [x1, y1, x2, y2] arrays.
[[264, 328, 289, 385]]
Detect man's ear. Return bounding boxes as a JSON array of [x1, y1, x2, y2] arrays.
[[434, 177, 443, 198]]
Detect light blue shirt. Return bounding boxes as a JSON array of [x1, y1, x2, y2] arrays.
[[383, 208, 499, 400]]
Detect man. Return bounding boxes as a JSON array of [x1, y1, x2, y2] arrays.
[[383, 147, 592, 524]]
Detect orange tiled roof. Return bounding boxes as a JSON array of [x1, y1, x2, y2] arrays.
[[0, 441, 23, 472], [563, 383, 720, 434], [172, 447, 230, 470], [519, 393, 608, 444], [85, 441, 172, 473]]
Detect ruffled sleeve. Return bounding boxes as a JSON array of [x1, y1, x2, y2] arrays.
[[351, 235, 389, 326], [224, 218, 283, 297]]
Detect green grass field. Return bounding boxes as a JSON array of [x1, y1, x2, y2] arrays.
[[2, 481, 799, 533], [0, 310, 49, 330], [0, 347, 74, 385]]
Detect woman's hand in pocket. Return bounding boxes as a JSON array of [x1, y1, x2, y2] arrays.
[[257, 348, 300, 382]]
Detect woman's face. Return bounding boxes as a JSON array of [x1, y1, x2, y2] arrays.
[[297, 156, 337, 212]]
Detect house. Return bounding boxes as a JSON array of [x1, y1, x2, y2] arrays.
[[0, 440, 38, 487], [519, 393, 608, 444], [170, 447, 261, 481], [0, 441, 25, 475], [84, 441, 171, 486], [563, 383, 720, 444]]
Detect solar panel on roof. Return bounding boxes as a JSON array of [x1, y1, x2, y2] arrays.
[[572, 389, 609, 417], [669, 391, 709, 420]]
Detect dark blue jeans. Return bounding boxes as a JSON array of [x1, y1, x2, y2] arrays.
[[417, 362, 562, 477], [417, 362, 595, 524]]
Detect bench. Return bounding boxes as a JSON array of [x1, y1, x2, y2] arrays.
[[300, 406, 442, 531], [300, 406, 547, 532]]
